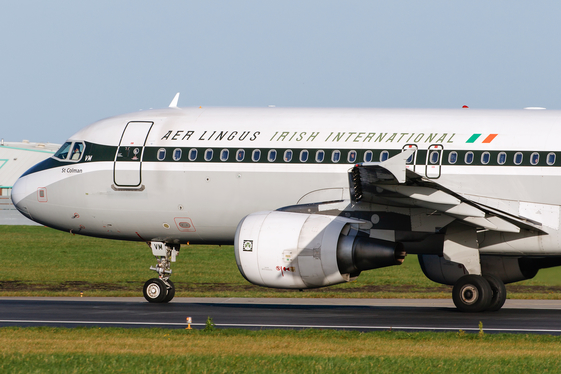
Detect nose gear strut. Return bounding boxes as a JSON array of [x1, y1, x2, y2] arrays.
[[142, 242, 179, 303]]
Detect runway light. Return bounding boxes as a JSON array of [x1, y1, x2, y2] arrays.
[[462, 105, 469, 108], [80, 292, 83, 297], [186, 317, 192, 330]]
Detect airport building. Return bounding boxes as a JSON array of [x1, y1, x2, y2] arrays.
[[0, 139, 60, 224]]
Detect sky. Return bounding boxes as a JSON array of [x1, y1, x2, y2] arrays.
[[1, 1, 561, 143]]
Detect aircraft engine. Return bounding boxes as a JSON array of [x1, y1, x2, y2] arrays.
[[234, 211, 405, 289], [418, 254, 539, 285]]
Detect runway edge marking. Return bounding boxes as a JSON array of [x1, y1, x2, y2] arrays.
[[2, 320, 561, 333]]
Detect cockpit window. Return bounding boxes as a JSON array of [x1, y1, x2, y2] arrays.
[[53, 142, 72, 160], [70, 142, 84, 160], [53, 142, 84, 161]]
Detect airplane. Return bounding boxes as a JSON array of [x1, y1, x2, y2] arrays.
[[11, 94, 561, 312]]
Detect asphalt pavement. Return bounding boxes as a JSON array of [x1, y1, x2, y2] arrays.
[[1, 297, 561, 334]]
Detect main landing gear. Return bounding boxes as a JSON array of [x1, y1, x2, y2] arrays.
[[441, 223, 507, 312], [452, 274, 507, 312], [142, 242, 179, 303]]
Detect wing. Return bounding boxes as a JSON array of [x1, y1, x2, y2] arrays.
[[348, 149, 544, 234]]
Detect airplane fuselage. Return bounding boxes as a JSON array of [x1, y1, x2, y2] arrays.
[[11, 107, 561, 252]]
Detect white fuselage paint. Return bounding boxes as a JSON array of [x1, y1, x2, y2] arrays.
[[11, 107, 561, 254]]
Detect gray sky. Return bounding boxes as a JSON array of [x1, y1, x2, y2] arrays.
[[1, 1, 560, 143]]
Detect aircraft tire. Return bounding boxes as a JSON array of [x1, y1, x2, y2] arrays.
[[143, 278, 167, 303], [162, 280, 175, 303], [483, 274, 507, 312], [452, 275, 493, 313]]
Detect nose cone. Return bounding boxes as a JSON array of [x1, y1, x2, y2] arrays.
[[11, 176, 33, 219], [11, 176, 27, 206]]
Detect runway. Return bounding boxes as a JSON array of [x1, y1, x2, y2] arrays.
[[2, 297, 561, 334]]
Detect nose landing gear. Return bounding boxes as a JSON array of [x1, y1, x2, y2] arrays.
[[143, 242, 179, 303]]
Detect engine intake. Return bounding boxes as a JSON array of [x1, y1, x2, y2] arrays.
[[234, 211, 405, 289]]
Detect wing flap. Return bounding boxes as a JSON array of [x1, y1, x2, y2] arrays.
[[376, 185, 461, 205]]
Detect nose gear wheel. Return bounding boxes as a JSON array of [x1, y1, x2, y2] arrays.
[[143, 278, 167, 303], [143, 242, 179, 303]]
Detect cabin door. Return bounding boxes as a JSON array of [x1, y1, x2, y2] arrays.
[[113, 121, 154, 187]]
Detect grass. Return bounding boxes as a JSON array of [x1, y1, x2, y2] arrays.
[[1, 327, 561, 373], [1, 225, 561, 299]]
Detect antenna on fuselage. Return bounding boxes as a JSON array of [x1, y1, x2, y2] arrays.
[[169, 92, 180, 108]]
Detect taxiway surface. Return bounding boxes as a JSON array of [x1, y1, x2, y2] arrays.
[[1, 297, 561, 334]]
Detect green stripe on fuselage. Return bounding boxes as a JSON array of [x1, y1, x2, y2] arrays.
[[466, 134, 481, 143]]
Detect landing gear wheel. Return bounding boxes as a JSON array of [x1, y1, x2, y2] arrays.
[[483, 274, 507, 312], [162, 279, 175, 303], [452, 275, 493, 313], [143, 278, 167, 303]]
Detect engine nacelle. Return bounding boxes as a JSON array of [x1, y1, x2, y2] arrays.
[[418, 254, 539, 285], [234, 211, 404, 289]]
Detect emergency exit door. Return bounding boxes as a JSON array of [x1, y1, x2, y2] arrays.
[[113, 121, 153, 187], [425, 144, 443, 179]]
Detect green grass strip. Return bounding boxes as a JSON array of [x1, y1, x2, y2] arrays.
[[2, 327, 561, 373], [2, 225, 561, 299], [3, 353, 560, 374]]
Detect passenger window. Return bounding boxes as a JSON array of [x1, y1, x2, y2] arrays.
[[300, 150, 309, 162], [204, 149, 213, 161], [406, 152, 415, 164], [157, 148, 166, 161], [448, 151, 458, 164], [514, 152, 523, 165], [173, 148, 182, 161], [348, 150, 357, 163], [284, 150, 293, 162], [332, 150, 341, 163], [54, 142, 72, 160], [530, 152, 539, 165], [364, 150, 373, 163], [465, 152, 474, 164], [316, 150, 325, 162], [252, 149, 261, 162], [236, 149, 245, 162], [429, 151, 440, 164], [481, 152, 490, 165], [497, 152, 507, 165], [188, 148, 198, 161], [547, 152, 556, 165], [268, 149, 277, 162], [380, 151, 389, 162], [220, 149, 229, 161]]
